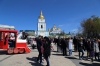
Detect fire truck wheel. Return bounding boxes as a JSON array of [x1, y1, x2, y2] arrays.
[[13, 48, 18, 54], [18, 48, 25, 54], [7, 48, 13, 54]]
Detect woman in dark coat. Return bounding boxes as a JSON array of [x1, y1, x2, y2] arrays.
[[86, 38, 94, 61], [43, 37, 51, 66], [78, 38, 85, 60]]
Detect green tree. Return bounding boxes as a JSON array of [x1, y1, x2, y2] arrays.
[[80, 15, 100, 38]]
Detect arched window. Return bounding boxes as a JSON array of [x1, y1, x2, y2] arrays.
[[41, 25, 43, 29]]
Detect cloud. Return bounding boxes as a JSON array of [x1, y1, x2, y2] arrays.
[[71, 29, 78, 32], [58, 25, 63, 27]]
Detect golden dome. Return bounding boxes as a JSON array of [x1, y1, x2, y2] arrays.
[[57, 27, 60, 30], [38, 10, 44, 19], [53, 24, 56, 28]]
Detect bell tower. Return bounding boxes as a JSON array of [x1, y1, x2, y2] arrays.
[[36, 10, 47, 37], [37, 10, 46, 31]]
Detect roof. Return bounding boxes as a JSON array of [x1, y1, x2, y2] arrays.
[[38, 10, 44, 19], [0, 29, 18, 33], [0, 24, 15, 29]]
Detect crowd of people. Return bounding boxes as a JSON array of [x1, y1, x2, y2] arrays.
[[34, 35, 100, 66], [54, 36, 100, 62]]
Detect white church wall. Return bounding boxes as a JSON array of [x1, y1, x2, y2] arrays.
[[45, 32, 49, 37], [38, 19, 45, 22]]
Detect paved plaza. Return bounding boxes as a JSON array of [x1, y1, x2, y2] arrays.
[[0, 44, 100, 66]]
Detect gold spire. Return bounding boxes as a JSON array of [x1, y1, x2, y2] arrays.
[[38, 10, 44, 19]]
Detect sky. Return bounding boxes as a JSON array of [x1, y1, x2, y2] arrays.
[[0, 0, 100, 33]]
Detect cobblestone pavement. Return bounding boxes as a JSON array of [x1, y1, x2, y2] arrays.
[[0, 45, 76, 66], [70, 51, 100, 66], [53, 44, 100, 66], [62, 46, 100, 66], [0, 44, 100, 66]]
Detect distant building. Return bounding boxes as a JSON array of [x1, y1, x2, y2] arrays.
[[19, 30, 35, 36], [48, 24, 62, 35]]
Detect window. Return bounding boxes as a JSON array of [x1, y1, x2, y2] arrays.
[[41, 25, 43, 29]]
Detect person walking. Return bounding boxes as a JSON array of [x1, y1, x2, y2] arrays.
[[94, 38, 100, 60], [61, 38, 67, 56], [86, 38, 91, 60], [68, 37, 73, 56], [35, 36, 43, 64], [43, 37, 51, 66], [73, 36, 78, 52], [57, 37, 61, 52], [78, 37, 84, 60]]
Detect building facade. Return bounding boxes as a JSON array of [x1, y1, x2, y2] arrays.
[[19, 30, 35, 36], [35, 10, 49, 37], [48, 24, 62, 35]]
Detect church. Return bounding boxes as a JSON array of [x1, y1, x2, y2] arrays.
[[35, 10, 49, 37], [48, 24, 62, 34]]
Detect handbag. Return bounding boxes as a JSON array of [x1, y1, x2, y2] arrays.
[[41, 46, 44, 54], [90, 51, 94, 57]]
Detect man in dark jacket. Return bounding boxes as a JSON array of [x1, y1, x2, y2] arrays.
[[43, 37, 51, 66], [61, 38, 67, 56], [57, 37, 61, 52], [86, 38, 94, 61], [35, 36, 43, 64], [78, 38, 85, 60], [73, 36, 78, 51]]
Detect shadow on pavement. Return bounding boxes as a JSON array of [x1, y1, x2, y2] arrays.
[[52, 53, 62, 56], [0, 50, 8, 55], [52, 50, 57, 52], [65, 55, 100, 66], [79, 62, 100, 66], [74, 55, 79, 56], [65, 56, 78, 60], [26, 57, 42, 66], [74, 55, 87, 59]]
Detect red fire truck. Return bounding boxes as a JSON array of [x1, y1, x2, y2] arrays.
[[0, 29, 31, 54]]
